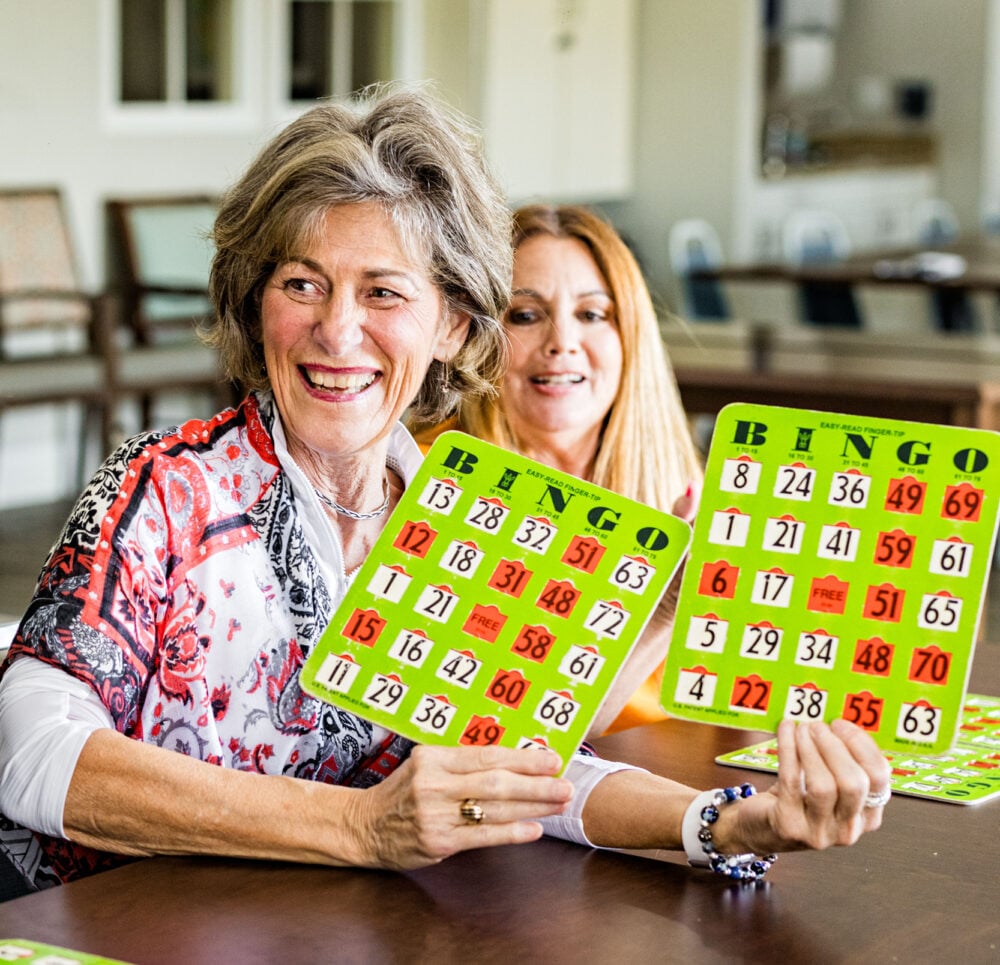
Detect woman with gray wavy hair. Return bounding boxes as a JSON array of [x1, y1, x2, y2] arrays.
[[0, 85, 888, 897]]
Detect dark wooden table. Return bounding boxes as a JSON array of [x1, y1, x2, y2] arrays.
[[1, 644, 997, 964], [703, 235, 1000, 293], [674, 365, 1000, 431]]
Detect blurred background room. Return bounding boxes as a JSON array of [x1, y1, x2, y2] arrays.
[[3, 0, 1000, 624]]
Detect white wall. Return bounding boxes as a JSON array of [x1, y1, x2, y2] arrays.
[[2, 0, 999, 507], [981, 0, 1000, 214], [601, 0, 758, 311], [834, 0, 988, 228]]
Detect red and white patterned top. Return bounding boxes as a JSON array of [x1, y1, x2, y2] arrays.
[[0, 393, 417, 888]]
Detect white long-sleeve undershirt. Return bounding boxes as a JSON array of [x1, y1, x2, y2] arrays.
[[0, 654, 637, 847]]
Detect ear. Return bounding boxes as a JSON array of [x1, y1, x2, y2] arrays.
[[432, 310, 472, 363]]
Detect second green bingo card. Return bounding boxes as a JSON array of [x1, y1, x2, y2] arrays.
[[661, 404, 1000, 753]]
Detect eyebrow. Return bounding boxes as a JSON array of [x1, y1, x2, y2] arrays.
[[511, 286, 612, 300], [288, 257, 422, 287]]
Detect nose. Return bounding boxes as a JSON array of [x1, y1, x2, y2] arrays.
[[314, 292, 364, 355], [542, 316, 581, 356]]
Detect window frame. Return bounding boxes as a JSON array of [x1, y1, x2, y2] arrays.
[[98, 0, 260, 133], [268, 0, 423, 125]]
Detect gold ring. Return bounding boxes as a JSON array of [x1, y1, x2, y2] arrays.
[[460, 798, 485, 824], [864, 787, 891, 809]]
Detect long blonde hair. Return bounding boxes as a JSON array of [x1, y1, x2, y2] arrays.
[[458, 204, 701, 511]]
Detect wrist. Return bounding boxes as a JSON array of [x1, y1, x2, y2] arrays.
[[681, 784, 776, 882]]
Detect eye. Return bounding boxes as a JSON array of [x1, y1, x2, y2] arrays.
[[506, 306, 542, 325], [278, 274, 325, 302], [368, 286, 404, 302], [579, 303, 615, 324]]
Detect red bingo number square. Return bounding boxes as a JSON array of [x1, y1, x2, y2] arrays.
[[730, 674, 771, 713], [536, 579, 581, 618], [486, 668, 530, 709], [941, 483, 983, 522], [908, 645, 952, 685], [843, 691, 884, 732], [561, 535, 606, 574], [884, 476, 926, 515], [393, 520, 437, 558], [342, 608, 386, 647], [699, 561, 738, 599], [460, 714, 505, 746]]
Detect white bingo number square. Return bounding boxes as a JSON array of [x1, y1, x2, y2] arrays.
[[685, 615, 728, 653], [720, 457, 761, 494], [708, 509, 751, 547], [675, 668, 717, 706], [417, 477, 462, 514], [316, 653, 362, 693]]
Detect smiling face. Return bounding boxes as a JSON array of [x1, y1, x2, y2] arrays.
[[261, 202, 469, 467], [501, 234, 623, 469]]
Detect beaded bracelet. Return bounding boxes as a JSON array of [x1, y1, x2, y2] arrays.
[[682, 783, 777, 883]]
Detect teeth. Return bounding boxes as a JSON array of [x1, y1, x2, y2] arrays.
[[532, 374, 583, 385], [308, 371, 376, 391]]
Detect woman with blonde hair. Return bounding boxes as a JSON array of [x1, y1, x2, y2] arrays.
[[414, 203, 702, 734]]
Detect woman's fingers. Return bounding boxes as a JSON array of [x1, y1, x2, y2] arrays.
[[671, 479, 700, 523], [363, 745, 574, 869], [409, 744, 573, 808], [829, 717, 892, 830], [427, 743, 563, 777], [769, 719, 890, 849]]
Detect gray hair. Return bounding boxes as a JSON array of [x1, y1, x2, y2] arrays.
[[207, 84, 511, 422]]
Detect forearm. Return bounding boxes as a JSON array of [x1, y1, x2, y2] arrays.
[[64, 728, 371, 867], [579, 768, 700, 850]]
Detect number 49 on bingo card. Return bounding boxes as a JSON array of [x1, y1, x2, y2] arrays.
[[661, 403, 1000, 754], [301, 432, 692, 769]]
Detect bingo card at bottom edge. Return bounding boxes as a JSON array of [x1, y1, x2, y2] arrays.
[[0, 938, 132, 964], [301, 431, 692, 771], [715, 693, 1000, 805], [661, 403, 1000, 754]]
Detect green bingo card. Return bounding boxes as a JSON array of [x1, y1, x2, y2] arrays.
[[301, 432, 691, 768], [0, 939, 132, 963], [661, 404, 1000, 754]]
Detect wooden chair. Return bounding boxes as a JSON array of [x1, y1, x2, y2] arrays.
[[0, 188, 113, 485], [105, 195, 235, 428]]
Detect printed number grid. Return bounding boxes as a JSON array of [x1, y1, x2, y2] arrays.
[[301, 431, 691, 769], [715, 693, 1000, 805], [662, 404, 1000, 754]]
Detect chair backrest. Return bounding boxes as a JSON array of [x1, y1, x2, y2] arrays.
[[781, 211, 861, 327], [782, 209, 852, 266], [0, 188, 91, 333], [668, 219, 730, 320], [107, 196, 217, 342], [912, 198, 959, 246], [981, 198, 1000, 236]]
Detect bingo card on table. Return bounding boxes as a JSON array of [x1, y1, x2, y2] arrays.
[[301, 431, 691, 769], [661, 404, 1000, 754]]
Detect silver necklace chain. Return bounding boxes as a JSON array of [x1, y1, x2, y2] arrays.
[[313, 471, 391, 521]]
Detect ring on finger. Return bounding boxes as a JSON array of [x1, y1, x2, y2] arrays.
[[864, 787, 891, 809], [460, 798, 485, 824]]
